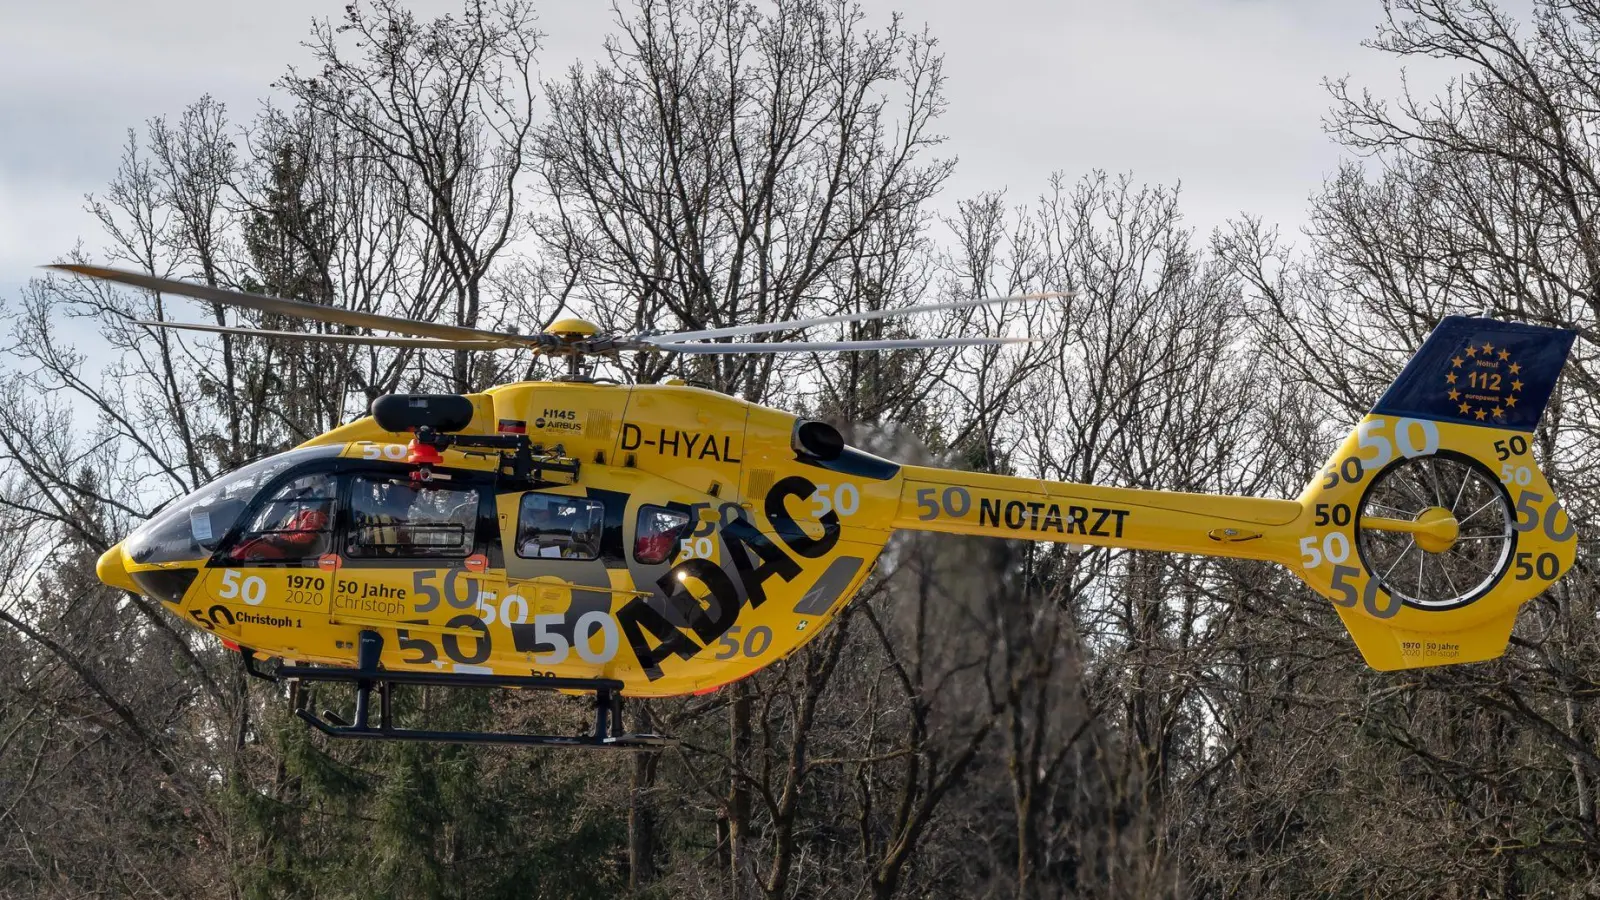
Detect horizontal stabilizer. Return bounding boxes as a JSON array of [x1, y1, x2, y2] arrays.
[[1335, 607, 1517, 671]]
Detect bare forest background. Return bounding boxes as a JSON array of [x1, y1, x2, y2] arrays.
[[5, 0, 1600, 897]]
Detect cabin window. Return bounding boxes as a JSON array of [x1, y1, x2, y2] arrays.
[[517, 493, 604, 560], [635, 506, 690, 565], [229, 474, 337, 563], [347, 477, 477, 559]]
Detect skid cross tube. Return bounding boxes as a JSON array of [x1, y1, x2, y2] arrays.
[[243, 632, 673, 750]]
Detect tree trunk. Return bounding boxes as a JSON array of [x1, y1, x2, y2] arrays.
[[728, 682, 753, 899], [628, 708, 658, 893]]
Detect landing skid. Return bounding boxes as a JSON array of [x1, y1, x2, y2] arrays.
[[242, 630, 673, 750]]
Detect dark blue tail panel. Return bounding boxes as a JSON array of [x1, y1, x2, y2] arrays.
[[1371, 316, 1576, 433]]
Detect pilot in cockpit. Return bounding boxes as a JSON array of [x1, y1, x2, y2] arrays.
[[232, 479, 332, 562]]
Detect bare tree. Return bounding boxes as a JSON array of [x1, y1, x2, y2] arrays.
[[20, 1, 1600, 897], [284, 0, 543, 392], [536, 0, 952, 396], [1211, 0, 1600, 890]]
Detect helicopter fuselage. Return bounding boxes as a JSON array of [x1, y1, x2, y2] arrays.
[[100, 342, 1581, 698], [102, 381, 906, 696], [61, 265, 1580, 695], [99, 379, 1313, 696]]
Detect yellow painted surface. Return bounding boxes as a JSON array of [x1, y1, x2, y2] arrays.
[[101, 381, 1579, 695]]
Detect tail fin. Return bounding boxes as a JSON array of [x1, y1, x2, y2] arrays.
[[1297, 316, 1577, 669]]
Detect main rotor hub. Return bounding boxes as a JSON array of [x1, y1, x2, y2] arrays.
[[544, 318, 599, 340]]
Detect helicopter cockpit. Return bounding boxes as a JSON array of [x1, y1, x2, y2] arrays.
[[114, 441, 512, 566], [105, 430, 643, 599], [125, 445, 345, 568]]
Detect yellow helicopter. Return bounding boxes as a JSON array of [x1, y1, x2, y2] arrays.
[[62, 264, 1579, 748]]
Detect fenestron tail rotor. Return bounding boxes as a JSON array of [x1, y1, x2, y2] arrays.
[[50, 265, 1060, 372]]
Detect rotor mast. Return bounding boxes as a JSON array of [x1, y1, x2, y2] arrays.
[[543, 317, 602, 381]]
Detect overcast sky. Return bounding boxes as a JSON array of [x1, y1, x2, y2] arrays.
[[0, 0, 1477, 300]]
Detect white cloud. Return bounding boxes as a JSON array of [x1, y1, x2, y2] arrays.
[[0, 0, 1493, 289], [0, 0, 611, 294], [919, 0, 1437, 237]]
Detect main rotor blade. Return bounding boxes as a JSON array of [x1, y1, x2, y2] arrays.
[[643, 291, 1069, 344], [658, 336, 1040, 354], [52, 264, 551, 348], [134, 320, 509, 350]]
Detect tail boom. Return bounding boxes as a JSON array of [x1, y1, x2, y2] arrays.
[[893, 466, 1303, 563], [889, 316, 1577, 672]]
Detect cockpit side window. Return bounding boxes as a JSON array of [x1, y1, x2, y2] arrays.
[[347, 477, 477, 559], [517, 493, 604, 560], [228, 474, 337, 564], [635, 506, 690, 565], [125, 445, 341, 566]]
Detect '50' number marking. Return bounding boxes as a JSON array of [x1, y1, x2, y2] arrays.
[[361, 443, 409, 461], [1322, 418, 1441, 488], [218, 569, 267, 606], [811, 483, 860, 518], [1299, 532, 1352, 569]]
